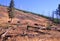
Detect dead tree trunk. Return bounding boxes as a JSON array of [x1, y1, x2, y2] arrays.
[[1, 27, 11, 41]]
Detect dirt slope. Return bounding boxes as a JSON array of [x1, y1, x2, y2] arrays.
[[0, 6, 52, 26], [0, 6, 60, 41]]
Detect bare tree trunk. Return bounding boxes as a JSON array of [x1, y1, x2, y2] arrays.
[[56, 14, 60, 24], [1, 27, 11, 41], [11, 18, 12, 22]]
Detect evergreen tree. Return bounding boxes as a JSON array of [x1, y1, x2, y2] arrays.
[[55, 4, 60, 23], [58, 4, 60, 15], [8, 0, 15, 22]]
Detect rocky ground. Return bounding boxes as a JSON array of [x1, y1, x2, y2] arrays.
[[0, 22, 60, 41]]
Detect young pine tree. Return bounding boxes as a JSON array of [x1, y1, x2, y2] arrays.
[[8, 0, 15, 22]]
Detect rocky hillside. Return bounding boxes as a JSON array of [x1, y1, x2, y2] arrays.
[[0, 5, 60, 41]]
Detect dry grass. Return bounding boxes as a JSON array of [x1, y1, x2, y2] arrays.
[[6, 36, 60, 41]]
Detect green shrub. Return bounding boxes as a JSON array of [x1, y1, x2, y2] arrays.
[[46, 25, 51, 30]]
